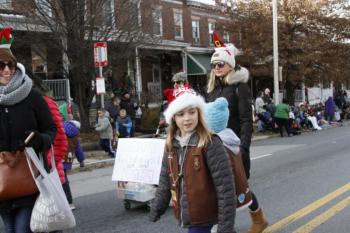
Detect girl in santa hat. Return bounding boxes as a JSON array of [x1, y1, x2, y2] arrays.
[[150, 90, 236, 233]]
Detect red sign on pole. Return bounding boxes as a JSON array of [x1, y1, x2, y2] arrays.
[[94, 42, 108, 67]]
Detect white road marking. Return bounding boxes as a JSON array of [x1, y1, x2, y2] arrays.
[[252, 153, 273, 160]]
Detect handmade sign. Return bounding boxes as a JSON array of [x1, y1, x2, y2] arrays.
[[112, 138, 166, 185]]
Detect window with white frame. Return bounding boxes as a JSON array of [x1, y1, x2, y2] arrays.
[[192, 20, 200, 44], [174, 10, 183, 39], [129, 0, 141, 27], [35, 0, 52, 17], [223, 31, 230, 43], [208, 21, 215, 44], [0, 0, 11, 9], [102, 0, 115, 27], [153, 8, 163, 36]]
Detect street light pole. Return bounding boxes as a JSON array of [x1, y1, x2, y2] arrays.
[[273, 0, 280, 104]]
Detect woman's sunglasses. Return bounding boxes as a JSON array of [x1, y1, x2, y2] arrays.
[[211, 61, 226, 69], [0, 61, 16, 71], [174, 81, 184, 85]]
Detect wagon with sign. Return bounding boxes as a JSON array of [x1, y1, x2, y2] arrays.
[[116, 182, 157, 210], [112, 136, 166, 210]]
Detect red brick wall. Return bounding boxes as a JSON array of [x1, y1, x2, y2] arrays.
[[139, 1, 232, 47]]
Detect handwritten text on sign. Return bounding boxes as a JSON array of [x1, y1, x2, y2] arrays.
[[112, 138, 166, 185]]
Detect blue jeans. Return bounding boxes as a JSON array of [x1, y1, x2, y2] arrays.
[[188, 226, 212, 233], [0, 207, 33, 233]]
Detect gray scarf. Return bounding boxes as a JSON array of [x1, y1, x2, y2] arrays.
[[0, 63, 33, 106]]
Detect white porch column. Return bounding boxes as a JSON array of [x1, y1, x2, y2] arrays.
[[127, 58, 135, 87], [135, 47, 142, 101], [62, 37, 70, 102]]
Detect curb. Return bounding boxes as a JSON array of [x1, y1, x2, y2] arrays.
[[70, 158, 115, 173]]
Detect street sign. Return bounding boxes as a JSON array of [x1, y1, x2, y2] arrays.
[[96, 77, 106, 94], [94, 42, 108, 67]]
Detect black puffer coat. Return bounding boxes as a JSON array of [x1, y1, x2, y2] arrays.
[[0, 88, 57, 209], [207, 66, 253, 178]]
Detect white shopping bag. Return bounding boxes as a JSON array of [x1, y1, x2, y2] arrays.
[[25, 147, 76, 232]]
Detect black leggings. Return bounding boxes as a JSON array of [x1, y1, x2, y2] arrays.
[[275, 117, 291, 137], [242, 150, 260, 211], [62, 169, 73, 204], [249, 192, 259, 211]]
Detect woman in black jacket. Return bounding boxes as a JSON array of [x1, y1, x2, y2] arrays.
[[0, 27, 56, 233], [207, 35, 268, 233]]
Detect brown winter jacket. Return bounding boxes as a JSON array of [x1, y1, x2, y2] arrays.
[[150, 133, 236, 233]]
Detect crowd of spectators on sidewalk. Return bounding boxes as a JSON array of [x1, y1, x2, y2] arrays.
[[254, 88, 349, 137]]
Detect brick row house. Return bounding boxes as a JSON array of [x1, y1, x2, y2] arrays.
[[118, 0, 234, 103], [0, 0, 234, 104], [0, 0, 63, 79]]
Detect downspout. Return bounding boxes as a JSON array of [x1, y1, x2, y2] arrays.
[[182, 48, 187, 73]]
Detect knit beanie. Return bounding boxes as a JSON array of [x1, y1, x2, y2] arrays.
[[164, 89, 206, 124], [210, 44, 236, 69], [0, 27, 17, 63], [171, 71, 187, 82], [210, 32, 237, 68], [205, 97, 229, 133]]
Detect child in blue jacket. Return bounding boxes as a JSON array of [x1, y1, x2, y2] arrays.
[[115, 108, 132, 138]]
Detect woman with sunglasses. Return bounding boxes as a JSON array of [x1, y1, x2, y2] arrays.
[[0, 28, 56, 233], [207, 41, 268, 233], [163, 71, 192, 105]]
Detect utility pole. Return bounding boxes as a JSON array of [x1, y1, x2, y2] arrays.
[[273, 0, 280, 104]]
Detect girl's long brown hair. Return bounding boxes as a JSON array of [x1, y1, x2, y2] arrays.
[[165, 107, 212, 152]]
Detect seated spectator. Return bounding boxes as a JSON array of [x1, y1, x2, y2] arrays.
[[316, 111, 329, 126], [115, 108, 133, 138], [257, 107, 274, 132], [296, 103, 312, 129], [288, 107, 301, 135], [255, 91, 266, 115], [306, 104, 322, 130]]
